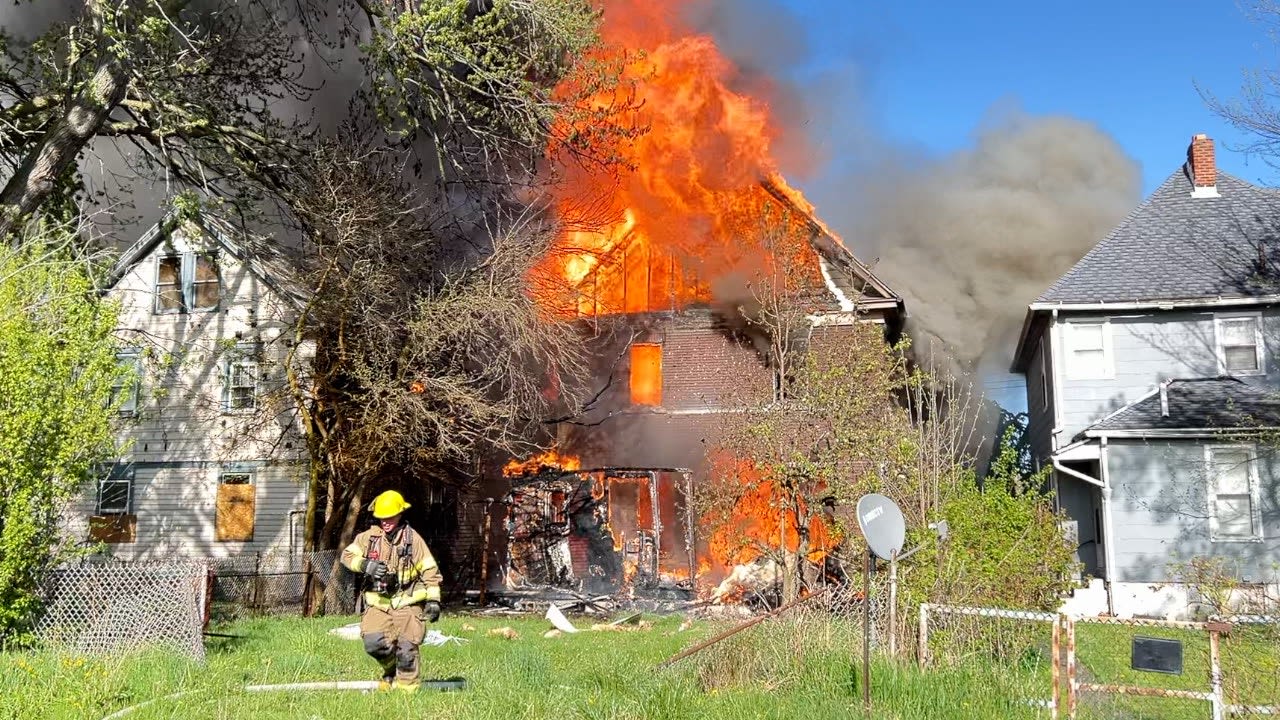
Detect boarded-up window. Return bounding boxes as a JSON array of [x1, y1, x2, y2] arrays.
[[216, 472, 256, 541], [88, 514, 137, 543], [90, 464, 135, 544], [192, 255, 220, 310], [630, 343, 662, 406]]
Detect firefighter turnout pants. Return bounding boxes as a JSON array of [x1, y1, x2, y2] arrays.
[[360, 604, 427, 689]]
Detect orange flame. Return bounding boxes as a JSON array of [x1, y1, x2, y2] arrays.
[[629, 343, 663, 405], [502, 450, 582, 478], [542, 0, 830, 316], [704, 453, 836, 575]]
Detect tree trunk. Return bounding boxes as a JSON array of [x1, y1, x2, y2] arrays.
[[0, 56, 129, 240], [322, 477, 368, 612]]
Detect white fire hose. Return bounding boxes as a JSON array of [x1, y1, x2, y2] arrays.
[[100, 679, 466, 719]]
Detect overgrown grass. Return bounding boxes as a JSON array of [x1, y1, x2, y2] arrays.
[[0, 614, 1048, 720]]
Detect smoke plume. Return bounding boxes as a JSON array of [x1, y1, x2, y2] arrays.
[[692, 3, 1142, 382], [847, 115, 1142, 375]]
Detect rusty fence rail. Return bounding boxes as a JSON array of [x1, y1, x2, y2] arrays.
[[1063, 613, 1278, 720], [919, 602, 1061, 718], [920, 603, 1279, 720]]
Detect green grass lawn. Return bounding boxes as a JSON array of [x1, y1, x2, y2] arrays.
[[0, 613, 1050, 720]]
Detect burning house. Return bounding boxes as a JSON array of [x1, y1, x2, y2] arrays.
[[456, 3, 907, 606]]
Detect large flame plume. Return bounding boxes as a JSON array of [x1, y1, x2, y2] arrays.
[[542, 0, 830, 316]]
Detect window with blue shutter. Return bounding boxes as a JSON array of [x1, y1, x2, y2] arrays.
[[154, 253, 219, 314]]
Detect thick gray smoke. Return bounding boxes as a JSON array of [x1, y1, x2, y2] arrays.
[[847, 115, 1142, 375], [693, 2, 1142, 383]]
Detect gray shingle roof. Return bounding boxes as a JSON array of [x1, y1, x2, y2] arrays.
[[1085, 378, 1280, 433], [1038, 167, 1280, 304]]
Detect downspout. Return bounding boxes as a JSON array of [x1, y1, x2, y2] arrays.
[[1099, 437, 1117, 616], [1049, 309, 1063, 452], [288, 508, 306, 556]]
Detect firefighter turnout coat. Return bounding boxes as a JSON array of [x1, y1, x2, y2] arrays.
[[341, 525, 442, 610]]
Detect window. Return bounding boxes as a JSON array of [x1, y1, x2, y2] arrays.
[[1064, 321, 1112, 379], [110, 350, 142, 416], [629, 343, 662, 406], [1039, 337, 1049, 408], [1215, 314, 1264, 376], [1205, 446, 1264, 541], [222, 343, 259, 412], [154, 253, 220, 314], [96, 465, 134, 515], [216, 470, 256, 541]]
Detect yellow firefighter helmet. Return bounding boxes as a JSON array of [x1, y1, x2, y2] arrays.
[[371, 490, 411, 519]]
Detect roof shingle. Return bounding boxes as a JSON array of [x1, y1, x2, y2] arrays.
[[1038, 167, 1280, 304], [1085, 378, 1280, 433]]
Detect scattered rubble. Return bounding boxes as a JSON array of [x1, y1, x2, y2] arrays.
[[487, 627, 519, 640]]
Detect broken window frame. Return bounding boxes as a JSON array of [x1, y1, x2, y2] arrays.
[[153, 252, 221, 315], [96, 464, 135, 515]]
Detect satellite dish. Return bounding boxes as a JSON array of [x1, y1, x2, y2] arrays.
[[856, 493, 906, 561]]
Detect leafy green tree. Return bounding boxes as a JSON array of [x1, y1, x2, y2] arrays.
[[0, 0, 616, 239], [0, 226, 128, 642], [902, 425, 1077, 612]]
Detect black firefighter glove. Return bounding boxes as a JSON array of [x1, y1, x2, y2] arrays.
[[424, 601, 442, 623], [363, 560, 388, 583]]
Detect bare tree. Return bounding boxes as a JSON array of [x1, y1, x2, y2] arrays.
[[275, 139, 589, 564]]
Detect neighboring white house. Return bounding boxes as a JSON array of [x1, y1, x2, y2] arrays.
[[67, 215, 314, 560], [1013, 135, 1280, 619]]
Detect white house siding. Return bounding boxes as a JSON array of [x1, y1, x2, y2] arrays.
[[1106, 439, 1280, 585], [1054, 309, 1280, 444], [71, 224, 311, 561]]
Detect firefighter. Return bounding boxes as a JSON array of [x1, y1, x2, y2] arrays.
[[340, 490, 443, 692]]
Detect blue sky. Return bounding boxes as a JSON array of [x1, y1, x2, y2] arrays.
[[774, 0, 1279, 195], [745, 0, 1280, 412]]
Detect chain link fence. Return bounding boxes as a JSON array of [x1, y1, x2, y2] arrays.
[[1066, 615, 1219, 720], [35, 560, 208, 661], [208, 549, 355, 616], [1212, 615, 1279, 718], [30, 550, 363, 661], [919, 603, 1061, 716], [918, 604, 1280, 720]]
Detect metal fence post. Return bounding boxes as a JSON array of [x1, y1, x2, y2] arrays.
[[1065, 614, 1077, 720], [888, 551, 898, 658], [1051, 614, 1062, 720], [1208, 624, 1223, 720], [918, 603, 930, 667]]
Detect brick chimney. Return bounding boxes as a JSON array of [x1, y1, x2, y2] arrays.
[[1188, 134, 1219, 198]]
